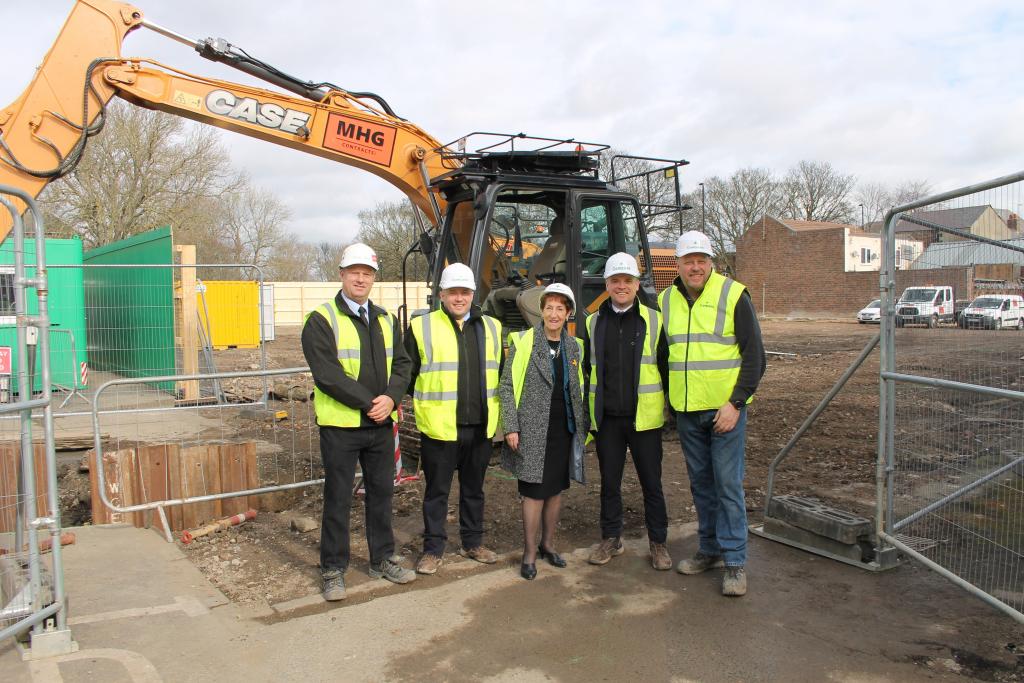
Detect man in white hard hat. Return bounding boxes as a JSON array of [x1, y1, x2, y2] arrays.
[[582, 253, 671, 570], [404, 262, 503, 574], [301, 242, 415, 601], [660, 231, 765, 597]]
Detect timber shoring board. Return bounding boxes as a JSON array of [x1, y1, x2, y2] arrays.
[[0, 442, 51, 535], [89, 441, 260, 533]]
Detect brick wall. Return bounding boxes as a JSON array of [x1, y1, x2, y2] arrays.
[[736, 217, 975, 316]]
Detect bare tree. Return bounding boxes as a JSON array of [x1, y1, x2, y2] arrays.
[[357, 201, 429, 282], [312, 241, 349, 281], [598, 149, 688, 239], [265, 240, 317, 280], [781, 160, 856, 223], [700, 167, 784, 272], [39, 101, 241, 248], [217, 183, 292, 276], [855, 179, 932, 229]]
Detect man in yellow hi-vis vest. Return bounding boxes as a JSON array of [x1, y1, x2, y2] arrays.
[[661, 231, 766, 597], [301, 243, 414, 601], [582, 252, 672, 571], [404, 263, 503, 575]]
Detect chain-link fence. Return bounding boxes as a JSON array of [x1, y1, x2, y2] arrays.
[[879, 171, 1024, 623]]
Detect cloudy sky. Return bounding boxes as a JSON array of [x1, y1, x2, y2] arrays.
[[2, 1, 1022, 243]]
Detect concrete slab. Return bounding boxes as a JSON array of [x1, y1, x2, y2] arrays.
[[1, 523, 1018, 682]]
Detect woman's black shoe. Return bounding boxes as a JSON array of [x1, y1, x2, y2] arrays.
[[538, 546, 567, 568], [520, 562, 537, 580]]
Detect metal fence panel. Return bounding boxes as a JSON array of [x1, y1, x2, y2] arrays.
[[880, 172, 1024, 623]]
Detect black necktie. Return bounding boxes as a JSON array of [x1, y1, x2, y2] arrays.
[[358, 305, 369, 326]]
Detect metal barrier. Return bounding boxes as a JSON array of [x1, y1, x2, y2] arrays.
[[90, 366, 321, 543], [878, 170, 1024, 624], [0, 185, 76, 657]]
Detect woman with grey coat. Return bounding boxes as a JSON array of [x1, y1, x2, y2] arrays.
[[498, 283, 588, 580]]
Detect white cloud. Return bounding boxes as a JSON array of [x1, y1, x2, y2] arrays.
[[2, 0, 1022, 244]]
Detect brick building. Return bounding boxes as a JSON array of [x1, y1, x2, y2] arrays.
[[736, 217, 974, 317]]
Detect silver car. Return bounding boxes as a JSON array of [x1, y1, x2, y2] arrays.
[[857, 299, 881, 324]]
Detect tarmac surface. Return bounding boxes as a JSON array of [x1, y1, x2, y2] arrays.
[[2, 523, 1021, 682]]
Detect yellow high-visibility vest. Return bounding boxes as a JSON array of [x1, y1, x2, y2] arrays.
[[586, 304, 665, 431], [659, 271, 749, 412], [410, 309, 502, 440], [306, 300, 397, 427], [510, 328, 584, 409]]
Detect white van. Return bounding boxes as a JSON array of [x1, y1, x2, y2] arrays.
[[959, 294, 1024, 330], [896, 285, 955, 327]]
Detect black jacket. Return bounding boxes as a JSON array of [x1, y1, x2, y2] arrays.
[[301, 291, 411, 428], [404, 305, 501, 428], [581, 298, 669, 430]]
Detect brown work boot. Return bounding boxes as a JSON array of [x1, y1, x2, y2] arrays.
[[676, 551, 725, 575], [416, 553, 443, 575], [588, 537, 624, 565], [722, 566, 747, 596], [460, 545, 498, 564], [650, 542, 672, 571]]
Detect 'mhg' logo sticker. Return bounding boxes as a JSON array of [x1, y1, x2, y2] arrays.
[[323, 113, 397, 166]]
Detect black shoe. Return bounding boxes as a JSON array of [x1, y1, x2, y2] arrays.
[[520, 562, 537, 580], [538, 546, 566, 568]]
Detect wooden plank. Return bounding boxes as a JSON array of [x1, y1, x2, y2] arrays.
[[164, 443, 183, 532], [115, 448, 143, 528], [244, 441, 260, 512], [0, 442, 17, 534], [176, 245, 199, 402], [97, 447, 131, 525], [137, 444, 170, 533], [31, 443, 51, 520], [219, 444, 247, 516], [179, 445, 216, 530], [203, 445, 223, 520]]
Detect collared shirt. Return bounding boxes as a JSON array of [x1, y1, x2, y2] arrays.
[[610, 302, 634, 314], [340, 291, 370, 318]]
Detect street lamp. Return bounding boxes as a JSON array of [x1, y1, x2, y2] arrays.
[[699, 182, 706, 232]]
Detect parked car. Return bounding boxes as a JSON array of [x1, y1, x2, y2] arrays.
[[857, 299, 881, 324], [958, 294, 1024, 330]]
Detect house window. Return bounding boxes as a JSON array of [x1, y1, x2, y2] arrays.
[[860, 248, 873, 264], [901, 245, 914, 262], [0, 267, 14, 325]]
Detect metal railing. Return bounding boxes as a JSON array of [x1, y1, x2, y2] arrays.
[[0, 185, 75, 656], [878, 170, 1024, 624]]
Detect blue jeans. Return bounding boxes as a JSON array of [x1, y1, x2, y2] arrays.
[[676, 408, 748, 566]]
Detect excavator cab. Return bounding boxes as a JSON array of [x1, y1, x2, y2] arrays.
[[420, 134, 686, 335]]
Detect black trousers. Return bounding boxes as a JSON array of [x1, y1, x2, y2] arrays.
[[595, 414, 668, 544], [420, 425, 491, 555], [319, 425, 395, 572]]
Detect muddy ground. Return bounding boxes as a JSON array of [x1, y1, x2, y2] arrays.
[[56, 320, 1024, 678], [159, 321, 888, 606]]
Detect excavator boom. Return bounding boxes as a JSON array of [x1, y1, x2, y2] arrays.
[[0, 0, 448, 239]]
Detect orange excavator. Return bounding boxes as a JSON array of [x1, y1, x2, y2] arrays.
[[1, 0, 689, 333]]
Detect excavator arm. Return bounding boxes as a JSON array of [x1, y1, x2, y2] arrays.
[[0, 0, 449, 239]]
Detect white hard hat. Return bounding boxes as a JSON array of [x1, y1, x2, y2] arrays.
[[675, 230, 714, 258], [540, 282, 575, 312], [438, 262, 476, 291], [603, 252, 641, 279], [339, 243, 379, 270]]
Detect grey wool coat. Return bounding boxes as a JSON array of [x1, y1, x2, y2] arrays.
[[498, 323, 588, 485]]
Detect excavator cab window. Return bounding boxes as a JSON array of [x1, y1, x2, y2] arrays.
[[479, 189, 568, 333], [574, 196, 649, 314]]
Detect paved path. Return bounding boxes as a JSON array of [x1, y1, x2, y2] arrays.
[[2, 524, 1018, 682]]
